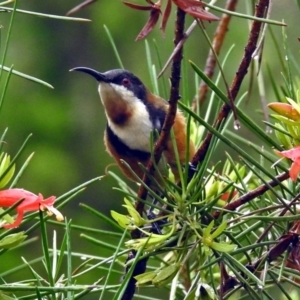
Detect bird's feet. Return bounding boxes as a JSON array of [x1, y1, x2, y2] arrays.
[[146, 196, 168, 234]]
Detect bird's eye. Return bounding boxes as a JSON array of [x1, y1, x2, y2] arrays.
[[122, 78, 130, 86]]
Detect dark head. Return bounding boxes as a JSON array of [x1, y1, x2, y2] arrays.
[[70, 67, 156, 127], [70, 67, 147, 104]]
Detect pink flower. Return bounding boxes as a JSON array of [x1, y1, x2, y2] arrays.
[[0, 189, 64, 229], [276, 146, 300, 181]]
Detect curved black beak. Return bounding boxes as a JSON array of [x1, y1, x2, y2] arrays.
[[70, 67, 107, 82]]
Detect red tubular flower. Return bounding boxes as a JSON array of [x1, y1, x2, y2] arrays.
[[160, 0, 171, 33], [124, 0, 162, 41], [0, 189, 64, 229], [136, 4, 161, 40], [124, 0, 219, 40], [172, 0, 219, 21], [276, 146, 300, 182]]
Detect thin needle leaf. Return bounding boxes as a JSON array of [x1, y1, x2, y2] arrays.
[[0, 65, 54, 88]]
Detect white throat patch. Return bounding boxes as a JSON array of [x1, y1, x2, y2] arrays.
[[99, 82, 154, 152]]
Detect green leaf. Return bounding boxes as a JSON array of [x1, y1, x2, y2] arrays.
[[271, 114, 300, 126], [0, 207, 14, 226], [0, 7, 91, 22], [0, 231, 27, 249], [210, 241, 236, 253], [203, 220, 214, 237], [206, 2, 286, 26], [152, 264, 180, 287], [210, 222, 227, 239], [0, 65, 54, 89], [0, 291, 16, 300], [110, 210, 133, 229], [134, 271, 156, 286], [123, 198, 145, 226], [0, 153, 15, 188]]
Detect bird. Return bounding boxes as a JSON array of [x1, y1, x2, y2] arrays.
[[70, 67, 196, 185]]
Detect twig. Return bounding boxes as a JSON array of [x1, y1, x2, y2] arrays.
[[220, 173, 295, 296], [192, 0, 238, 110], [157, 20, 197, 78], [191, 0, 270, 167], [212, 171, 289, 219], [254, 175, 298, 245], [122, 7, 187, 300], [243, 193, 300, 278], [66, 0, 96, 16], [135, 7, 186, 217]]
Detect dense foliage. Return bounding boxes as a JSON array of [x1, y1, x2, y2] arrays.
[[1, 1, 300, 299]]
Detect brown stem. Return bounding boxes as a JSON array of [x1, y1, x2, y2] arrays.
[[220, 173, 294, 296], [192, 0, 238, 110], [122, 7, 187, 300], [135, 7, 186, 216], [191, 0, 269, 167], [212, 171, 289, 219], [241, 193, 300, 284]]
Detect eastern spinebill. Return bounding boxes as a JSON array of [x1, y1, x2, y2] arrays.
[[71, 67, 195, 183]]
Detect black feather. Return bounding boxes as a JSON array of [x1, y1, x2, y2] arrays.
[[106, 125, 151, 161]]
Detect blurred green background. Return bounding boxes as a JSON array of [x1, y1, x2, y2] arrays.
[[1, 0, 300, 297]]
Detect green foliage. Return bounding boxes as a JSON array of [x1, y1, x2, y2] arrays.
[[0, 1, 300, 300]]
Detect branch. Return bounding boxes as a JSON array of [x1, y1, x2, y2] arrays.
[[192, 0, 238, 109], [191, 0, 270, 166], [212, 171, 289, 219], [135, 7, 186, 216], [220, 172, 295, 296], [122, 7, 187, 300]]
